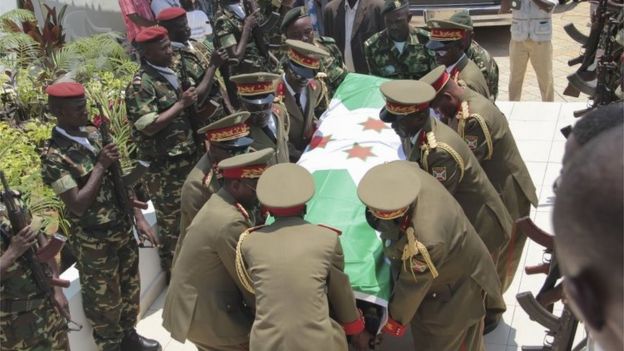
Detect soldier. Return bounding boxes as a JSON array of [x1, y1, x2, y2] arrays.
[[275, 39, 329, 162], [0, 217, 69, 350], [421, 66, 539, 292], [230, 72, 290, 164], [125, 26, 202, 277], [234, 163, 367, 350], [379, 80, 511, 333], [156, 7, 231, 135], [175, 111, 254, 265], [357, 161, 501, 350], [163, 148, 274, 351], [363, 0, 435, 80], [425, 19, 490, 100], [281, 6, 348, 97], [213, 0, 269, 74], [446, 10, 500, 101], [40, 82, 160, 350]]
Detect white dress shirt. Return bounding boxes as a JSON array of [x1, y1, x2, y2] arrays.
[[446, 53, 467, 73], [343, 0, 359, 72], [282, 74, 308, 112]]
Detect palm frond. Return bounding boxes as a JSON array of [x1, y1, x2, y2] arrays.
[[0, 32, 41, 67], [0, 9, 37, 32]]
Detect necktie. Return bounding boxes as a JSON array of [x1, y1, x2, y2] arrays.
[[294, 92, 303, 112], [262, 125, 277, 144]]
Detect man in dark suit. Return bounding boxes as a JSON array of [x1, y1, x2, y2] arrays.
[[323, 0, 384, 74]]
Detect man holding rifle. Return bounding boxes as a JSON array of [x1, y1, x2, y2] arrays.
[[41, 81, 160, 351]]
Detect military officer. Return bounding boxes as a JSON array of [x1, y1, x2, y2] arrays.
[[281, 6, 348, 98], [421, 66, 539, 292], [41, 82, 160, 351], [446, 10, 499, 101], [125, 26, 201, 277], [363, 0, 435, 80], [379, 80, 511, 333], [426, 19, 490, 100], [230, 72, 290, 164], [275, 39, 329, 162], [357, 161, 501, 350], [234, 163, 367, 351], [0, 217, 69, 350], [175, 111, 254, 266], [163, 148, 274, 351], [157, 7, 231, 136], [213, 0, 270, 74]]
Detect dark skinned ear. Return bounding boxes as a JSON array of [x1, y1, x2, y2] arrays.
[[565, 269, 606, 331]]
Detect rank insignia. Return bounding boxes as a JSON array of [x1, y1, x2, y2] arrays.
[[432, 167, 447, 182], [465, 135, 478, 150]]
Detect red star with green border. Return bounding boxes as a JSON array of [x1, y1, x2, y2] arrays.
[[345, 143, 375, 161], [309, 134, 333, 150], [359, 117, 387, 133]]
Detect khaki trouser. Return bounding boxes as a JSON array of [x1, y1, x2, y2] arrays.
[[509, 39, 554, 102]]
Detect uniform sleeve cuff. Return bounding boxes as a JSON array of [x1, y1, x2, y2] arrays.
[[134, 112, 159, 132], [342, 309, 365, 335], [51, 174, 77, 194], [382, 318, 407, 337]]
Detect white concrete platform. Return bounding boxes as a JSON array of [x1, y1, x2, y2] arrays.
[[132, 101, 589, 351]]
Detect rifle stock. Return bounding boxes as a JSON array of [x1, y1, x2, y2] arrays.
[[96, 104, 154, 248], [516, 217, 554, 249], [0, 171, 81, 331], [564, 23, 589, 45]]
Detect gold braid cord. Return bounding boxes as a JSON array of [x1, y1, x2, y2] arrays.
[[419, 132, 438, 171], [401, 227, 439, 281], [436, 142, 465, 183], [235, 228, 256, 294], [470, 113, 494, 160], [457, 101, 470, 138]]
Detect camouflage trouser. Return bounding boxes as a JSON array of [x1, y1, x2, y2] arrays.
[[0, 298, 69, 351], [75, 226, 139, 351], [145, 152, 199, 274]]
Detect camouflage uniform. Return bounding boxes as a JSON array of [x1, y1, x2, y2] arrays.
[[213, 8, 270, 74], [315, 36, 348, 98], [466, 40, 499, 101], [40, 126, 140, 351], [125, 64, 200, 274], [364, 27, 435, 80], [171, 40, 227, 131], [0, 217, 69, 351]]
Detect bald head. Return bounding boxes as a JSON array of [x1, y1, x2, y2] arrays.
[[553, 126, 623, 351]]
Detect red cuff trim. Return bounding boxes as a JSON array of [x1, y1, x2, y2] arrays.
[[383, 318, 407, 337], [342, 312, 365, 335]]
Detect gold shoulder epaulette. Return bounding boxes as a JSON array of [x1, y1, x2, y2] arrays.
[[436, 142, 465, 183], [469, 113, 494, 160], [426, 131, 438, 149]]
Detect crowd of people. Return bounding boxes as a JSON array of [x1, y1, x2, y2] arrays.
[[0, 0, 622, 350]]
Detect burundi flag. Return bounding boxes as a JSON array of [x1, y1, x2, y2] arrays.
[[298, 73, 403, 321]]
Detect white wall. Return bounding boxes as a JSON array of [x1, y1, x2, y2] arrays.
[[0, 0, 18, 15]]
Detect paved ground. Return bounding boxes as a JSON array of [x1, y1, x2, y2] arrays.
[[136, 101, 588, 351], [475, 1, 592, 103]]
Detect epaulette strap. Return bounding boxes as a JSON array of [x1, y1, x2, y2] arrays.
[[235, 203, 250, 221], [436, 142, 465, 183], [470, 113, 494, 160], [426, 131, 437, 149], [234, 225, 266, 294], [317, 224, 341, 235], [457, 101, 470, 138], [401, 227, 439, 280]]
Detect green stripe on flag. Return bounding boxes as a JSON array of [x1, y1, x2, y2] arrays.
[[305, 169, 391, 304], [332, 73, 389, 111]]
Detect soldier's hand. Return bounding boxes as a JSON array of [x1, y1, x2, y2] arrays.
[[350, 330, 372, 351], [53, 286, 69, 314], [131, 198, 149, 210], [136, 216, 160, 248], [8, 225, 37, 257], [243, 9, 259, 32], [180, 87, 198, 108], [209, 48, 229, 68], [97, 143, 120, 169]]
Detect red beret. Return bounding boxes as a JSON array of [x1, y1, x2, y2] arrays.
[[135, 26, 169, 43], [45, 82, 85, 99], [156, 7, 186, 21]]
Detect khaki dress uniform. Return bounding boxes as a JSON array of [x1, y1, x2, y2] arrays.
[[175, 112, 254, 267], [235, 164, 364, 351], [231, 72, 290, 164], [426, 19, 491, 99], [421, 66, 539, 292], [358, 161, 501, 351], [163, 149, 274, 351]]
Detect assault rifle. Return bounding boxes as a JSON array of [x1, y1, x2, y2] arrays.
[[0, 171, 81, 331], [242, 0, 280, 70], [95, 103, 154, 248], [208, 8, 242, 110]]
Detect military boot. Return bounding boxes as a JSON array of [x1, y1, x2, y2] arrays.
[[120, 329, 161, 351]]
